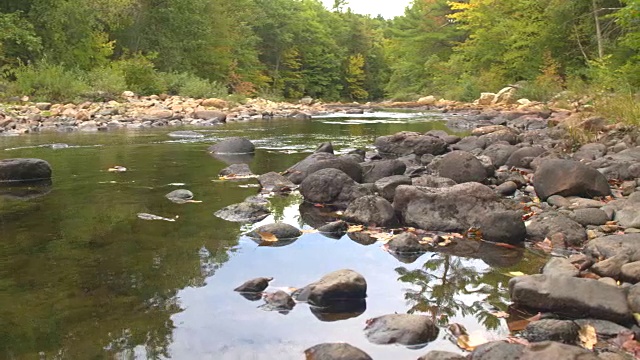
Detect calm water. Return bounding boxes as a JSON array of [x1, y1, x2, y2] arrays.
[[0, 113, 546, 359]]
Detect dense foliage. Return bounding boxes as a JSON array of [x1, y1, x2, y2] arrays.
[[0, 0, 638, 102]]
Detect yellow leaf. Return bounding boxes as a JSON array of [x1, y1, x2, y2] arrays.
[[257, 231, 278, 242], [419, 236, 435, 245], [490, 311, 510, 318], [185, 200, 203, 203], [506, 271, 525, 277], [347, 225, 364, 233], [578, 324, 597, 350], [218, 174, 257, 180], [633, 313, 640, 324], [456, 333, 488, 351], [438, 238, 453, 247], [108, 166, 127, 172]]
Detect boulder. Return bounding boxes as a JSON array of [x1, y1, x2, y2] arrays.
[[533, 159, 611, 201], [526, 211, 588, 246], [496, 181, 518, 196], [418, 95, 437, 105], [591, 146, 640, 180], [573, 143, 607, 162], [570, 208, 609, 226], [508, 274, 633, 324], [201, 98, 227, 108], [411, 175, 457, 188], [261, 290, 296, 312], [300, 168, 372, 207], [361, 159, 406, 183], [208, 137, 255, 154], [193, 110, 226, 121], [374, 175, 412, 201], [522, 319, 580, 343], [481, 143, 518, 167], [387, 232, 427, 254], [478, 129, 519, 145], [364, 314, 439, 346], [505, 147, 546, 168], [621, 261, 640, 283], [542, 257, 579, 277], [294, 269, 367, 307], [627, 283, 640, 313], [343, 195, 397, 227], [304, 343, 372, 360], [478, 93, 496, 105], [246, 223, 302, 240], [0, 158, 52, 183], [314, 142, 334, 154], [219, 163, 253, 177], [614, 192, 640, 228], [165, 189, 194, 203], [478, 211, 526, 245], [573, 319, 629, 339], [518, 341, 599, 360], [583, 234, 640, 262], [258, 172, 295, 193], [470, 341, 524, 360], [285, 152, 362, 184], [437, 151, 488, 183], [374, 131, 447, 157], [234, 277, 273, 293], [317, 220, 349, 237], [214, 202, 270, 223]]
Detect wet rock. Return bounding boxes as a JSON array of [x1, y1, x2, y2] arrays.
[[505, 147, 547, 168], [361, 159, 406, 183], [317, 220, 348, 238], [285, 152, 362, 184], [294, 269, 366, 307], [343, 195, 396, 227], [621, 261, 640, 283], [208, 137, 255, 154], [374, 175, 412, 201], [583, 234, 640, 262], [478, 211, 526, 244], [214, 202, 270, 223], [246, 223, 302, 240], [387, 232, 426, 254], [542, 257, 579, 277], [519, 341, 599, 359], [374, 131, 447, 156], [219, 163, 253, 177], [574, 319, 630, 339], [469, 341, 524, 360], [165, 189, 194, 203], [364, 314, 439, 346], [300, 168, 372, 208], [418, 351, 466, 360], [437, 151, 489, 183], [167, 130, 204, 139], [533, 159, 611, 201], [411, 175, 457, 188], [304, 343, 372, 360], [234, 277, 273, 292], [347, 232, 378, 246], [258, 172, 295, 193], [496, 181, 518, 196], [209, 152, 254, 165], [394, 183, 521, 234], [0, 158, 52, 183], [509, 274, 633, 324], [481, 143, 518, 167], [526, 211, 587, 247], [571, 208, 609, 226], [261, 290, 295, 312], [523, 319, 580, 343], [314, 142, 334, 154]]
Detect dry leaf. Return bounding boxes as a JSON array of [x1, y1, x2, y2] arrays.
[[438, 238, 453, 247], [506, 271, 525, 277], [108, 165, 127, 172], [493, 242, 518, 249], [507, 313, 541, 332], [257, 231, 278, 242], [347, 225, 364, 233], [218, 174, 258, 180], [490, 311, 510, 318], [456, 333, 488, 351], [420, 236, 435, 245], [466, 227, 483, 240], [578, 324, 597, 350], [534, 238, 553, 252]]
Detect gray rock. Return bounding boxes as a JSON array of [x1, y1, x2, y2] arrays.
[[571, 208, 609, 226], [258, 172, 295, 193], [165, 189, 194, 203], [246, 223, 302, 240], [574, 143, 607, 162], [343, 195, 397, 227], [478, 211, 526, 245], [496, 181, 518, 196], [584, 234, 640, 262], [387, 232, 427, 254], [508, 274, 633, 324], [470, 341, 524, 360], [219, 163, 253, 176], [418, 351, 466, 360], [593, 147, 640, 180], [361, 159, 406, 184], [614, 192, 640, 228], [479, 129, 519, 145], [574, 319, 630, 339], [374, 131, 447, 156], [437, 151, 489, 183], [208, 137, 254, 154], [0, 158, 52, 183], [285, 152, 362, 184], [411, 175, 457, 188], [317, 220, 348, 236], [621, 261, 640, 283], [294, 269, 367, 307], [374, 175, 412, 201], [523, 319, 580, 343], [300, 168, 372, 208], [214, 202, 270, 223], [591, 254, 629, 279], [261, 290, 296, 312], [547, 195, 572, 208], [451, 136, 486, 152], [505, 147, 546, 168], [364, 314, 439, 346], [193, 110, 226, 121], [533, 159, 611, 201], [304, 343, 372, 360], [518, 341, 599, 359], [314, 142, 334, 154], [481, 143, 518, 167], [526, 211, 587, 247], [542, 257, 579, 277], [234, 277, 273, 292], [627, 283, 640, 313]]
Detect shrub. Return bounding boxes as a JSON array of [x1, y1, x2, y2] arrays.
[[85, 65, 127, 101], [7, 61, 89, 101], [164, 72, 227, 98], [114, 55, 167, 96]]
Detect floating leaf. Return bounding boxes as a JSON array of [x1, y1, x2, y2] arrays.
[[506, 271, 525, 277], [257, 231, 278, 242], [347, 225, 364, 233], [137, 213, 176, 222], [490, 311, 510, 318], [578, 324, 597, 350], [506, 312, 541, 332], [218, 174, 258, 180], [456, 333, 488, 351], [108, 165, 127, 172]]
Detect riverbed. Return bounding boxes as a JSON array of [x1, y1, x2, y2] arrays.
[[0, 112, 546, 359]]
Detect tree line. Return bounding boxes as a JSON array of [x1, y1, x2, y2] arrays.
[[0, 0, 638, 102]]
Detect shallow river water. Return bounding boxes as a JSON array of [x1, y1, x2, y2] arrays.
[[0, 112, 546, 359]]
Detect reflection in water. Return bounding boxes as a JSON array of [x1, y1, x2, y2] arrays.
[[0, 179, 52, 200]]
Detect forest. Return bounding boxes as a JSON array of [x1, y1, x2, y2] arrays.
[[0, 0, 638, 105]]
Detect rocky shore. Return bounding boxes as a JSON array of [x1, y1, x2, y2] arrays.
[[3, 88, 640, 359]]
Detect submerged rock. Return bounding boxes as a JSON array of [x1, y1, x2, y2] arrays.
[[258, 172, 295, 193], [343, 195, 397, 227], [219, 163, 253, 177], [261, 290, 296, 313], [0, 158, 52, 183], [214, 202, 270, 223], [234, 277, 273, 293], [208, 137, 255, 154], [387, 232, 427, 254], [364, 314, 439, 346], [165, 189, 194, 203], [304, 343, 372, 360]]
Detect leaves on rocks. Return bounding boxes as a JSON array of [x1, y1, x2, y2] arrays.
[[578, 324, 597, 350], [257, 231, 278, 243], [447, 323, 488, 351]]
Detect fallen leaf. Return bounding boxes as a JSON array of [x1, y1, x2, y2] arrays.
[[419, 236, 435, 245], [438, 238, 453, 247], [218, 174, 258, 180], [456, 333, 488, 351], [108, 165, 127, 172], [185, 199, 203, 203], [506, 271, 525, 277], [493, 242, 518, 249], [578, 324, 597, 350], [466, 227, 483, 240], [490, 311, 510, 318], [534, 238, 553, 252], [507, 312, 542, 332], [347, 225, 364, 233], [137, 213, 176, 222], [257, 231, 278, 242]]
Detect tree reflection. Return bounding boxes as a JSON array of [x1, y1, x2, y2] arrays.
[[396, 254, 511, 331]]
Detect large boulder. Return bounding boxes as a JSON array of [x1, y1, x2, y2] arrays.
[[285, 152, 362, 184], [360, 159, 406, 183], [590, 146, 640, 180], [0, 158, 52, 183], [300, 168, 372, 207], [293, 269, 366, 307], [481, 143, 518, 167], [526, 211, 587, 246], [364, 314, 439, 346], [208, 137, 255, 154], [533, 159, 611, 201], [508, 274, 633, 324], [343, 195, 397, 227], [478, 211, 526, 245], [304, 343, 372, 360], [522, 319, 580, 343], [214, 201, 270, 223], [437, 151, 489, 183], [583, 234, 640, 262], [374, 131, 447, 157], [374, 175, 412, 201], [519, 341, 599, 360], [393, 183, 525, 243]]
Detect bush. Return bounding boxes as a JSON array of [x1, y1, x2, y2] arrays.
[[114, 55, 167, 96], [85, 65, 127, 101], [595, 91, 640, 126], [7, 61, 89, 102], [164, 72, 227, 98]]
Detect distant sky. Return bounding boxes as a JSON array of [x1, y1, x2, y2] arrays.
[[320, 0, 413, 18]]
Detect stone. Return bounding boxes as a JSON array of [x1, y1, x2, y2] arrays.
[[314, 142, 334, 154], [614, 193, 640, 229], [518, 341, 599, 360], [493, 86, 517, 104], [621, 261, 640, 283], [165, 189, 194, 203], [478, 211, 527, 245], [144, 109, 173, 120], [214, 202, 270, 223], [261, 290, 296, 312], [343, 195, 397, 227], [411, 175, 457, 188], [547, 195, 572, 208], [451, 136, 486, 152], [496, 181, 518, 196], [478, 93, 496, 106], [542, 257, 579, 277], [534, 160, 611, 201], [285, 152, 362, 184], [294, 269, 367, 307], [505, 147, 547, 168], [437, 151, 488, 184], [571, 208, 609, 226], [374, 175, 412, 201], [479, 129, 519, 145], [258, 172, 296, 193], [583, 234, 640, 263], [364, 314, 439, 346], [317, 221, 348, 236], [208, 137, 255, 154], [481, 143, 518, 167], [246, 223, 302, 240], [193, 110, 226, 121], [526, 211, 588, 246], [201, 98, 227, 108], [304, 343, 372, 360], [418, 351, 466, 360], [361, 159, 406, 183], [374, 131, 447, 156], [418, 95, 437, 105], [0, 158, 52, 183], [592, 147, 640, 180], [387, 232, 427, 254], [509, 274, 633, 324], [300, 168, 372, 208], [523, 319, 580, 343], [470, 341, 524, 360], [234, 277, 273, 292], [35, 102, 52, 110], [573, 319, 629, 339], [219, 163, 253, 176], [627, 283, 640, 313], [574, 143, 607, 162]]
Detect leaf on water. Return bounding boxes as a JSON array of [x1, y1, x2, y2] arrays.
[[137, 213, 176, 222], [578, 324, 597, 350], [490, 311, 510, 318], [257, 231, 278, 242], [218, 174, 258, 180], [108, 165, 127, 172], [347, 225, 364, 233], [456, 333, 488, 351], [185, 199, 203, 203], [506, 271, 525, 277]]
